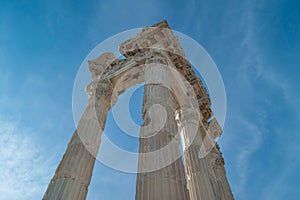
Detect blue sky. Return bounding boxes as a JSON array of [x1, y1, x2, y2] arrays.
[[0, 0, 299, 199]]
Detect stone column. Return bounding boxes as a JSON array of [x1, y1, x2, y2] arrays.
[[43, 79, 113, 200], [205, 120, 234, 200], [176, 108, 218, 200], [176, 109, 234, 200], [135, 54, 189, 200]]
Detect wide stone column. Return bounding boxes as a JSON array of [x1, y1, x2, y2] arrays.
[[176, 108, 234, 200], [135, 55, 189, 200], [43, 79, 113, 200]]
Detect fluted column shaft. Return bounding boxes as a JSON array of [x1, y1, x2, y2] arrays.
[[177, 108, 234, 200], [135, 56, 189, 200], [206, 144, 234, 200], [176, 108, 216, 200], [43, 80, 113, 200]]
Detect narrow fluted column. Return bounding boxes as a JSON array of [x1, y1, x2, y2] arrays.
[[205, 121, 234, 200], [176, 109, 234, 200], [135, 55, 189, 200], [43, 79, 113, 200], [176, 108, 216, 200]]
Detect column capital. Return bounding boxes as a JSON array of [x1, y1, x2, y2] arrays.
[[175, 107, 201, 126], [85, 79, 113, 107], [145, 52, 168, 65], [144, 53, 171, 89]]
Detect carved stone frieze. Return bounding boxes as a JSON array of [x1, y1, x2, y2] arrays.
[[88, 52, 117, 80], [45, 20, 233, 200], [146, 53, 168, 65], [119, 21, 185, 59]]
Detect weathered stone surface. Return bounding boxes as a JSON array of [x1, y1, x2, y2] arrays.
[[136, 55, 189, 200], [43, 20, 233, 200], [43, 76, 113, 200]]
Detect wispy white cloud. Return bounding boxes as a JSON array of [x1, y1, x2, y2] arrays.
[[240, 3, 300, 117], [255, 64, 300, 116], [0, 120, 54, 200], [260, 160, 298, 199], [234, 118, 262, 195], [227, 1, 300, 199]]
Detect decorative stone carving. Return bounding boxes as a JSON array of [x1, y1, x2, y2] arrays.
[[175, 107, 201, 126], [44, 20, 233, 200], [208, 118, 222, 139], [119, 20, 186, 59], [207, 148, 225, 169], [88, 52, 117, 80], [143, 53, 170, 88], [85, 79, 113, 107], [146, 53, 167, 65]]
